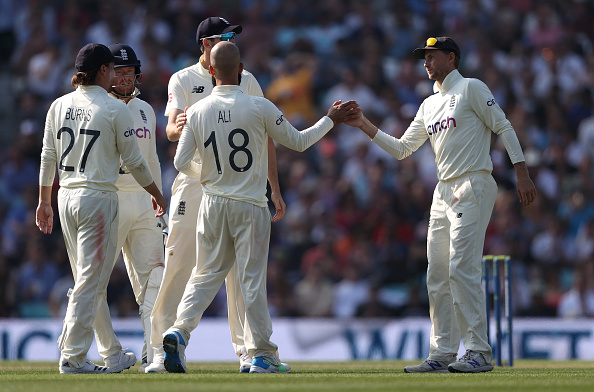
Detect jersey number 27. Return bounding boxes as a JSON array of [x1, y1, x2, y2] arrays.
[[57, 127, 100, 173]]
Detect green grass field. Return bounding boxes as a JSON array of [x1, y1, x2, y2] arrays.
[[1, 361, 593, 392]]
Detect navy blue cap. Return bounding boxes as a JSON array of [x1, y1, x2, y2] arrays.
[[413, 37, 461, 59], [75, 43, 116, 72], [196, 17, 242, 44]]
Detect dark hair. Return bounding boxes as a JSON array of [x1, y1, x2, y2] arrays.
[[70, 63, 109, 88]]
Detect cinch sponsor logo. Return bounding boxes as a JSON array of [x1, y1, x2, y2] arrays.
[[487, 98, 496, 106], [427, 116, 456, 136], [124, 127, 152, 138], [276, 114, 284, 125]]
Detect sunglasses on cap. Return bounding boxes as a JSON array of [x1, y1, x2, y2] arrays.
[[203, 32, 236, 41]]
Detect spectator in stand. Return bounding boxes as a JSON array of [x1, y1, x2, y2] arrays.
[[558, 262, 594, 318]]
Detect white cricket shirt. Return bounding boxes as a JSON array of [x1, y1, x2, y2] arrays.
[[110, 89, 162, 192], [373, 70, 525, 181], [174, 85, 333, 207], [165, 58, 264, 191], [40, 85, 150, 192]]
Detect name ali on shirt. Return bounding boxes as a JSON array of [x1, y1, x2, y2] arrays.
[[218, 110, 231, 123]]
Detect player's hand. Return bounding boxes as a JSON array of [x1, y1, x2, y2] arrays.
[[152, 195, 168, 217], [517, 175, 537, 207], [270, 191, 286, 222], [176, 107, 189, 133], [344, 110, 363, 128], [327, 100, 361, 125], [36, 202, 54, 234]]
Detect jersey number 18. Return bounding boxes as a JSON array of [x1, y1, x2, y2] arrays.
[[204, 129, 253, 174]]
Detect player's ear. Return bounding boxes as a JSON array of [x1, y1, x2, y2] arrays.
[[239, 62, 244, 74], [209, 65, 215, 77]]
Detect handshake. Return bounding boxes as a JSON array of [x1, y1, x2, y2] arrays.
[[326, 100, 361, 127], [325, 100, 377, 139]]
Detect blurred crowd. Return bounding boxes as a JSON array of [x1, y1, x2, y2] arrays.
[[0, 0, 593, 321]]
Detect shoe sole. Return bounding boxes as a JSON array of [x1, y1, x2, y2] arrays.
[[59, 364, 111, 374], [404, 368, 449, 373], [448, 366, 494, 373], [146, 369, 168, 373], [239, 366, 251, 373], [163, 333, 186, 373], [249, 366, 290, 374]]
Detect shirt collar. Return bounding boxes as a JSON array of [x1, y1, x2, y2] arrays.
[[213, 85, 242, 94], [77, 85, 108, 94], [433, 69, 462, 93]]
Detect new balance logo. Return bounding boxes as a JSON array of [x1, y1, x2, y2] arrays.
[[140, 109, 147, 123], [192, 86, 205, 93], [427, 361, 443, 370], [468, 360, 480, 368], [178, 200, 186, 215], [456, 212, 463, 218]]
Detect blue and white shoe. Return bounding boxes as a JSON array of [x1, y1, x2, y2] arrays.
[[404, 356, 456, 373], [163, 330, 187, 373], [249, 357, 291, 374], [448, 350, 494, 373], [239, 348, 252, 373]]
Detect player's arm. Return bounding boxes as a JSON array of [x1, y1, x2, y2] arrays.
[[352, 106, 428, 160], [37, 107, 58, 234], [165, 108, 185, 142], [468, 80, 536, 207], [266, 137, 285, 222], [265, 100, 360, 152], [36, 185, 53, 234], [173, 122, 201, 178], [147, 107, 163, 192], [164, 74, 188, 142]]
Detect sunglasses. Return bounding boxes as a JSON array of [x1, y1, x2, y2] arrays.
[[204, 32, 236, 41]]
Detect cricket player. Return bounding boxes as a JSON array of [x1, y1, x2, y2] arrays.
[[346, 37, 537, 373], [101, 43, 165, 372], [36, 43, 167, 374], [147, 16, 284, 373], [162, 41, 360, 374]]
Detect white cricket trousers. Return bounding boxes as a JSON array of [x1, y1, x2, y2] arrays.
[[150, 175, 247, 356], [426, 171, 497, 363], [172, 194, 280, 363], [93, 190, 164, 362], [57, 188, 119, 368]]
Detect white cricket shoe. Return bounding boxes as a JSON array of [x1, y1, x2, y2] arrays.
[[404, 356, 457, 373], [59, 358, 111, 374], [163, 330, 187, 373], [145, 354, 167, 373], [104, 349, 137, 373], [239, 347, 252, 373], [448, 350, 494, 373]]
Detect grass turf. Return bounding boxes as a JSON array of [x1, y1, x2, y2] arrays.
[[1, 360, 593, 392]]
